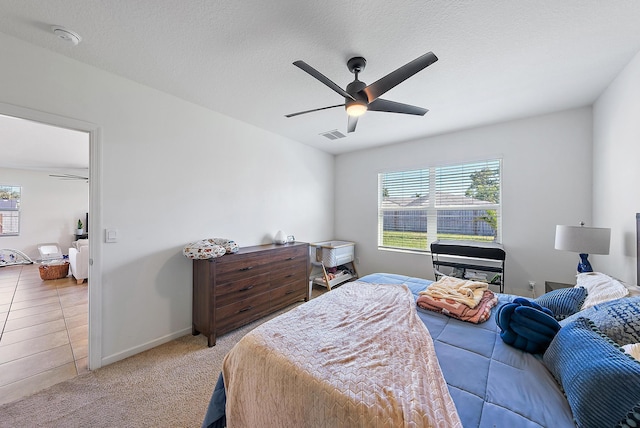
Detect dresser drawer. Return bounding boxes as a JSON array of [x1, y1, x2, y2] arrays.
[[215, 272, 271, 307], [271, 280, 307, 310], [271, 263, 308, 285], [215, 254, 272, 284], [216, 291, 271, 333], [270, 245, 308, 263]]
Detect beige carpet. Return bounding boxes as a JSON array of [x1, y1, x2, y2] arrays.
[[0, 299, 312, 428]]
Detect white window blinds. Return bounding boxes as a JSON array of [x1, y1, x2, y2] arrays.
[[378, 159, 501, 251]]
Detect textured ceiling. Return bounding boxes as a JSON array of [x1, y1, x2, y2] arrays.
[[1, 0, 640, 162]]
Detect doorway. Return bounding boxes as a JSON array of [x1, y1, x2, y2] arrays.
[[0, 102, 101, 403]]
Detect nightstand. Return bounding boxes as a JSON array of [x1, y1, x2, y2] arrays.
[[545, 281, 573, 293]]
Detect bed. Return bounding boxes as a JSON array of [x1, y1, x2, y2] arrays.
[[203, 271, 640, 428]]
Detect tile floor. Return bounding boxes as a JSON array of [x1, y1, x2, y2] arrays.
[[0, 263, 88, 405]]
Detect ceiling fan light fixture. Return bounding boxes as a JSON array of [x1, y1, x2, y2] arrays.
[[346, 101, 367, 117]]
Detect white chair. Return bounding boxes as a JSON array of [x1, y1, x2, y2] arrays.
[[69, 239, 89, 284]]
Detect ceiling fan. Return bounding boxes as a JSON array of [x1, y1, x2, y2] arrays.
[[285, 52, 438, 133], [49, 173, 88, 182]]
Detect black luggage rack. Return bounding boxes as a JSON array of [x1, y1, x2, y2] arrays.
[[430, 240, 506, 293]]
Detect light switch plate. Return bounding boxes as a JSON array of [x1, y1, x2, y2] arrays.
[[105, 228, 118, 243]]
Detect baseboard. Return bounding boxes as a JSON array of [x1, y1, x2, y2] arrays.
[[101, 327, 193, 367]]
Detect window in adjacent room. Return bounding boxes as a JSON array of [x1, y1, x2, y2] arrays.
[[0, 185, 21, 236], [378, 159, 501, 251]]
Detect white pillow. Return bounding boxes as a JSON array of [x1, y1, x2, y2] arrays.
[[71, 239, 89, 249], [575, 272, 629, 309], [622, 343, 640, 361]]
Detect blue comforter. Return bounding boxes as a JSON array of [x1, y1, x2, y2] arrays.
[[360, 273, 575, 427], [203, 273, 575, 427]]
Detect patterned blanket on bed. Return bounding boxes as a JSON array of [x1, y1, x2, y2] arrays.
[[222, 281, 462, 428], [417, 289, 498, 323]]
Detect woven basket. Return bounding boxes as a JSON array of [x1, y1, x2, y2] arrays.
[[39, 262, 70, 280]]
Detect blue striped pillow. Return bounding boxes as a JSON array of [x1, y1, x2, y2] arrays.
[[543, 317, 640, 428], [534, 286, 587, 320]]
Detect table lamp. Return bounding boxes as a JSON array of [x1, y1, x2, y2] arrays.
[[554, 222, 611, 273]]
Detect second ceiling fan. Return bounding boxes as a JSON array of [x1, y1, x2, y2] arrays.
[[285, 51, 438, 133]]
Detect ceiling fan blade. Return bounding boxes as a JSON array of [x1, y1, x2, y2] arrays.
[[285, 104, 345, 118], [293, 61, 355, 101], [368, 99, 428, 116], [49, 174, 88, 180], [347, 115, 358, 133], [363, 52, 438, 102]]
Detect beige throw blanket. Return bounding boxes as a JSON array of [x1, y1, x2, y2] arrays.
[[223, 282, 461, 428], [419, 276, 488, 308]]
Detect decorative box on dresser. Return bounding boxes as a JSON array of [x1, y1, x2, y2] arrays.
[[192, 242, 309, 347]]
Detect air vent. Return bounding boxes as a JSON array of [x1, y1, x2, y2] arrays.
[[319, 129, 346, 140]]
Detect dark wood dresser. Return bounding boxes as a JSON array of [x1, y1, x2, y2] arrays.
[[192, 242, 309, 347]]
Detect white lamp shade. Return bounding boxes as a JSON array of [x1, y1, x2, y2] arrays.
[[554, 225, 611, 255]]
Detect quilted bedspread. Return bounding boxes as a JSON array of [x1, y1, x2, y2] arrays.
[[360, 273, 576, 428], [222, 281, 462, 428]]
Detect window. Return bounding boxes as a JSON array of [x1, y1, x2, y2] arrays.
[[0, 185, 21, 236], [378, 159, 501, 251]]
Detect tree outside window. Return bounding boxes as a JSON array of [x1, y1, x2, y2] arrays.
[[465, 167, 500, 239]]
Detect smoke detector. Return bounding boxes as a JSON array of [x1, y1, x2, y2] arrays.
[[51, 26, 82, 46]]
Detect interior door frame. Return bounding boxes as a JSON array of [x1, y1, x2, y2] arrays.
[[0, 101, 103, 370]]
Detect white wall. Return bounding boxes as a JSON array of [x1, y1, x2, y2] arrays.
[[593, 50, 640, 285], [0, 33, 334, 366], [0, 168, 88, 259], [335, 108, 593, 296]]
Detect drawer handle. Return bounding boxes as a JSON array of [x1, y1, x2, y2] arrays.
[[239, 266, 254, 271], [239, 285, 254, 292], [285, 290, 294, 295], [286, 257, 295, 260], [285, 274, 293, 278], [239, 305, 253, 313]]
